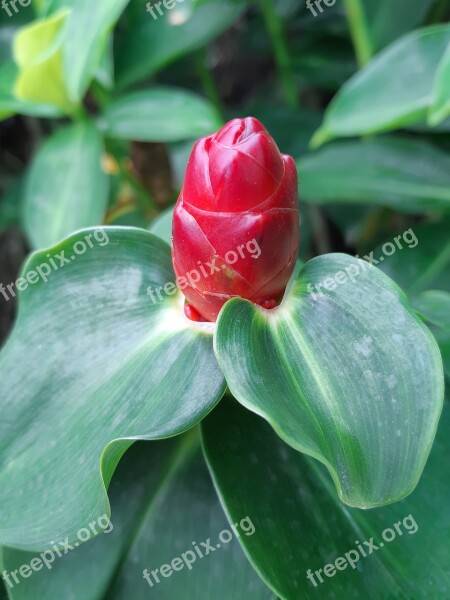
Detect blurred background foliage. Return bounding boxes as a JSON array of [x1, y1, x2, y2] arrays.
[[0, 0, 449, 346], [1, 2, 450, 598]]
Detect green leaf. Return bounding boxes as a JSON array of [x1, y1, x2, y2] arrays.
[[0, 228, 225, 550], [149, 206, 174, 246], [311, 25, 450, 147], [0, 439, 180, 599], [2, 434, 274, 599], [0, 61, 62, 120], [94, 36, 114, 90], [377, 220, 450, 297], [32, 0, 71, 17], [23, 120, 109, 249], [428, 43, 450, 126], [376, 220, 450, 379], [13, 9, 76, 114], [361, 0, 434, 52], [98, 88, 222, 142], [412, 290, 450, 330], [298, 137, 450, 213], [214, 255, 444, 508], [203, 396, 450, 600], [62, 0, 129, 102], [108, 437, 274, 599], [115, 0, 247, 90]]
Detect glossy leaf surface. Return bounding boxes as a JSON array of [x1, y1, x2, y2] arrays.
[[214, 255, 444, 508], [0, 228, 224, 550]]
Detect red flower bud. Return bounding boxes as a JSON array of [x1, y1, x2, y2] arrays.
[[172, 117, 299, 322]]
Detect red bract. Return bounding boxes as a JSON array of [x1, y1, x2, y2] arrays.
[[172, 117, 299, 322]]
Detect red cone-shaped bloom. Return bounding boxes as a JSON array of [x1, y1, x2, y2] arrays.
[[172, 117, 299, 322]]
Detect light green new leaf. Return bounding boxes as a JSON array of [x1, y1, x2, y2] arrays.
[[115, 0, 247, 90], [23, 120, 109, 249], [0, 61, 62, 121], [0, 228, 225, 550], [203, 397, 450, 600], [2, 435, 273, 599], [428, 43, 450, 126], [63, 0, 129, 102], [13, 9, 75, 114], [298, 137, 450, 213], [312, 25, 450, 147], [98, 88, 222, 142], [214, 255, 444, 508]]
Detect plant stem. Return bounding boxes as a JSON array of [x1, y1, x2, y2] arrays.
[[259, 0, 298, 108], [342, 0, 373, 68], [118, 160, 159, 217], [196, 50, 226, 120]]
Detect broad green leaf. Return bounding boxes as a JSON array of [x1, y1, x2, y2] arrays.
[[428, 43, 450, 126], [214, 254, 444, 508], [23, 120, 109, 249], [98, 88, 222, 142], [361, 0, 434, 52], [115, 0, 247, 90], [13, 9, 75, 114], [0, 438, 181, 599], [0, 228, 225, 550], [0, 61, 62, 120], [62, 0, 129, 102], [377, 220, 450, 297], [376, 220, 450, 379], [2, 434, 274, 599], [298, 137, 450, 213], [149, 206, 174, 246], [203, 396, 450, 600], [108, 437, 274, 599], [412, 290, 450, 331], [311, 25, 450, 147]]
